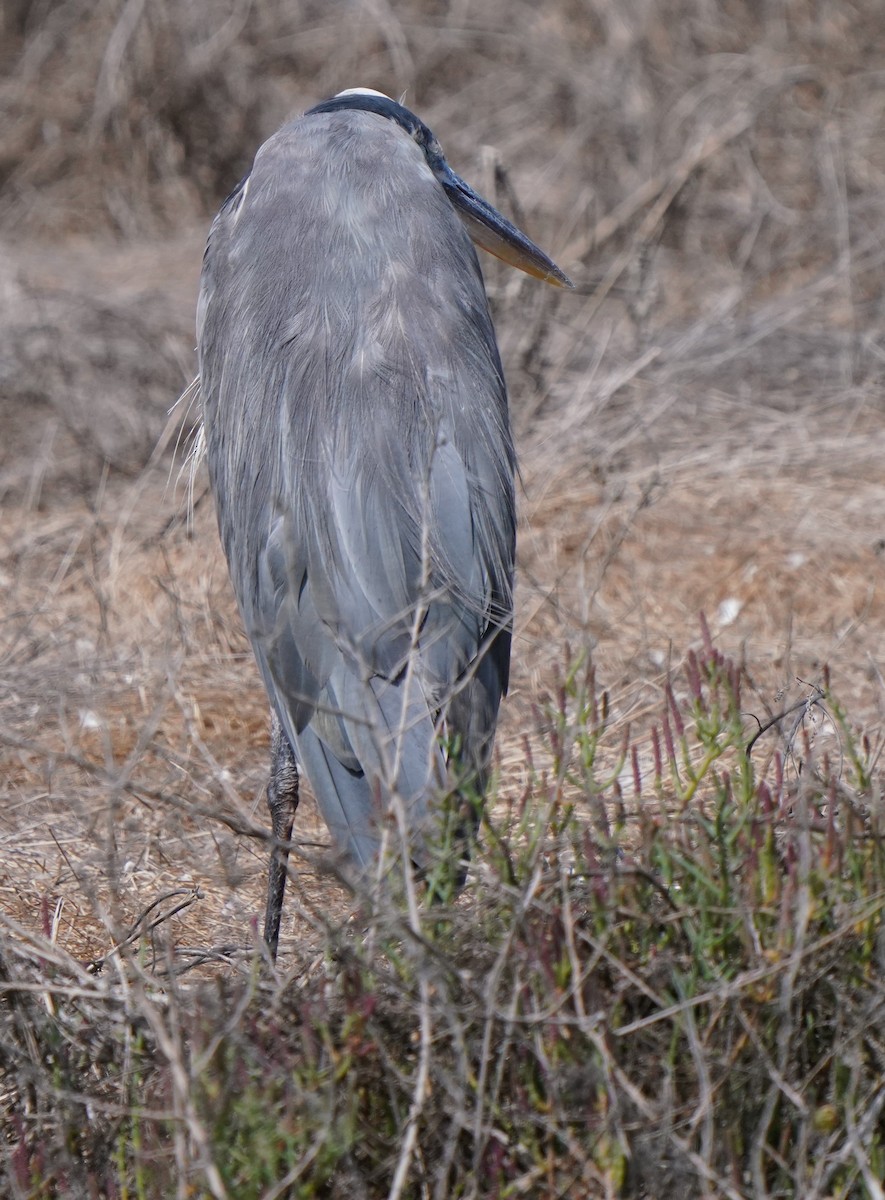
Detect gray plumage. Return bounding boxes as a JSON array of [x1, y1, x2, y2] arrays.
[[196, 90, 571, 953]]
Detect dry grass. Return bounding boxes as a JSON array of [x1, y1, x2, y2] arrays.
[[3, 0, 885, 1194]]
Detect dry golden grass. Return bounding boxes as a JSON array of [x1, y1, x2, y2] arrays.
[[3, 0, 885, 969], [3, 2, 885, 1194]]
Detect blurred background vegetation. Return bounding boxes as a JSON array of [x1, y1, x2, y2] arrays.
[[2, 1, 885, 1195]]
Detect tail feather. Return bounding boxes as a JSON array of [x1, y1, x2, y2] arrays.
[[276, 667, 446, 869]]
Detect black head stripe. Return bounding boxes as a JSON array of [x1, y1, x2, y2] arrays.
[[305, 93, 445, 169]]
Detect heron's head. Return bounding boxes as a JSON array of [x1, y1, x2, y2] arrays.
[[306, 88, 573, 290]]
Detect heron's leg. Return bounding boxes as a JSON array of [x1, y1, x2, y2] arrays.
[[263, 713, 299, 959]]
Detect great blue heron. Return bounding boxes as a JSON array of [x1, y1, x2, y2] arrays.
[[197, 88, 571, 957]]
